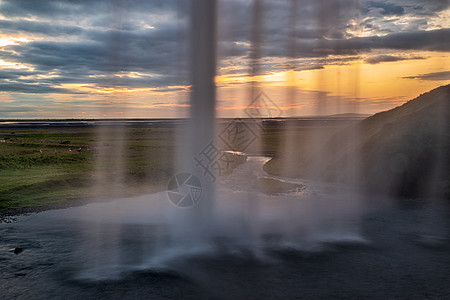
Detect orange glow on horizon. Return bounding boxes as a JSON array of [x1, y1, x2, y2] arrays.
[[214, 52, 448, 115]]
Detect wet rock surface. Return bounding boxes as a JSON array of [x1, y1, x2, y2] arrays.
[[12, 247, 24, 255]]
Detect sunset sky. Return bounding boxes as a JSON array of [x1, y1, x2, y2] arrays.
[[0, 0, 448, 119]]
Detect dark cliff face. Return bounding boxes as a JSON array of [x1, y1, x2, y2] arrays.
[[355, 84, 449, 199], [265, 84, 450, 200]]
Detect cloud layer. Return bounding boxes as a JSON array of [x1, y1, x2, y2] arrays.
[[0, 0, 448, 117]]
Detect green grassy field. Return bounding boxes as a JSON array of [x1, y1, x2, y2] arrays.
[[0, 120, 353, 211], [0, 126, 177, 210]]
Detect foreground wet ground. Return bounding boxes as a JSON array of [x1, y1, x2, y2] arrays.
[[1, 158, 449, 299]]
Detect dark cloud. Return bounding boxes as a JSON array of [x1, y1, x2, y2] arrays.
[[0, 0, 190, 95], [1, 24, 189, 92], [403, 71, 450, 81], [365, 29, 450, 51], [262, 28, 449, 58], [367, 1, 405, 16], [0, 19, 83, 36], [0, 83, 82, 94], [0, 0, 448, 95], [0, 69, 38, 79], [0, 0, 184, 19], [365, 55, 424, 64], [407, 0, 449, 16]]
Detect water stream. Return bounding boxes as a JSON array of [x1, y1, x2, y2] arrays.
[[1, 156, 449, 299]]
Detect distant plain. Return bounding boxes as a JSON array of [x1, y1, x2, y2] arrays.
[[0, 118, 359, 212]]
